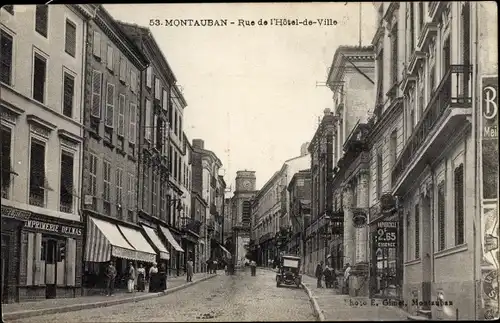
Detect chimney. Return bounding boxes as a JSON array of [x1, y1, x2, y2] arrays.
[[300, 142, 310, 156], [323, 108, 331, 116], [192, 139, 204, 149]]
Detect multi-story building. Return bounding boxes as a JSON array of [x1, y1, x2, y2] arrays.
[[191, 139, 224, 272], [1, 4, 92, 302], [211, 175, 229, 261], [118, 21, 184, 277], [324, 45, 375, 293], [365, 2, 497, 321], [286, 170, 312, 262], [223, 197, 233, 244], [80, 5, 157, 290]]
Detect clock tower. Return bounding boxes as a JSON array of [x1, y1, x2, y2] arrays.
[[235, 170, 256, 192]]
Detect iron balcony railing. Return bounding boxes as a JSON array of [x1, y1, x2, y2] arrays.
[[392, 65, 472, 185]]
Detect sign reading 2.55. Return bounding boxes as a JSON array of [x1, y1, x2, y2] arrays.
[[375, 221, 398, 249]]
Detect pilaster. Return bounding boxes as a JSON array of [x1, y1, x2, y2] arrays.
[[342, 182, 355, 266]]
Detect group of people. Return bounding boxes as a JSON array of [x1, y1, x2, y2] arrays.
[[104, 261, 167, 296], [315, 261, 351, 290]]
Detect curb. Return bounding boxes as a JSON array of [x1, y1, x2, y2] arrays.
[[3, 274, 217, 321], [300, 283, 326, 322]]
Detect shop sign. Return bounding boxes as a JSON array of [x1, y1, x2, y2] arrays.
[[482, 76, 498, 140], [374, 221, 398, 249], [1, 206, 31, 221], [25, 219, 82, 236]]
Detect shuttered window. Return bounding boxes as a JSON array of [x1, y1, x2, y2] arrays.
[[415, 204, 420, 259], [116, 168, 123, 205], [65, 19, 76, 57], [65, 238, 76, 286], [1, 127, 12, 198], [92, 31, 101, 57], [130, 70, 137, 93], [129, 103, 137, 144], [59, 152, 74, 213], [118, 94, 125, 137], [162, 89, 168, 110], [155, 77, 161, 100], [146, 66, 152, 89], [127, 173, 134, 210], [103, 160, 111, 202], [35, 5, 48, 37], [437, 180, 445, 251], [63, 72, 75, 118], [105, 83, 115, 127], [29, 140, 46, 206], [89, 154, 98, 196], [143, 163, 149, 212], [33, 53, 46, 103], [145, 99, 152, 141], [119, 55, 126, 82], [91, 70, 102, 117], [454, 164, 464, 245], [106, 45, 113, 71], [1, 30, 13, 85]]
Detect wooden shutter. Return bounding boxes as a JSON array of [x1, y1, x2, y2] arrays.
[[129, 103, 137, 144], [105, 83, 115, 127], [34, 233, 44, 285], [106, 45, 113, 70], [26, 232, 34, 286], [153, 114, 158, 146], [35, 5, 48, 37], [92, 31, 101, 57], [145, 99, 151, 141], [65, 238, 76, 286], [119, 56, 126, 82], [57, 240, 65, 286], [65, 20, 76, 57], [454, 164, 464, 245], [91, 70, 102, 117], [146, 66, 152, 88], [118, 94, 125, 136], [63, 73, 75, 117]]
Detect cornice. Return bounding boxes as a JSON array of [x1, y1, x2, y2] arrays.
[[368, 97, 403, 147], [26, 114, 56, 131], [144, 35, 176, 85], [58, 129, 83, 144]]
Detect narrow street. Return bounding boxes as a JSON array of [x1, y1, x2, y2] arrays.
[[10, 269, 315, 322]]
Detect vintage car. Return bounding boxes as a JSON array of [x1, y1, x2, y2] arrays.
[[276, 255, 302, 288]]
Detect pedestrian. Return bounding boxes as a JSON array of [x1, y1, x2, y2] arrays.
[[315, 261, 324, 288], [137, 263, 146, 292], [344, 263, 351, 294], [127, 262, 135, 293], [206, 259, 212, 274], [104, 260, 117, 296], [250, 259, 257, 276], [186, 258, 194, 282], [323, 264, 332, 288], [213, 260, 218, 274], [159, 263, 167, 291], [148, 262, 158, 292]]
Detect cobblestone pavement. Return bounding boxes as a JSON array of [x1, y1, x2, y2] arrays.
[[301, 275, 408, 321], [3, 272, 210, 315], [9, 269, 316, 322]]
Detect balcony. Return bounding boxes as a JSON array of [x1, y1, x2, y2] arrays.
[[181, 216, 202, 235], [210, 175, 217, 188], [29, 191, 45, 207], [392, 65, 472, 194]]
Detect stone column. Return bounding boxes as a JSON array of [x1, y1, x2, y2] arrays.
[[342, 182, 355, 266], [355, 170, 370, 264]]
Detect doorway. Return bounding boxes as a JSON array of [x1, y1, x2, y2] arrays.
[[2, 234, 10, 303]]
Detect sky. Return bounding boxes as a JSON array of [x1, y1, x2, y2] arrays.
[[104, 3, 377, 192]]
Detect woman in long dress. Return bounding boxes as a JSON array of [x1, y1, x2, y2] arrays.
[[137, 264, 146, 292], [127, 262, 135, 293]]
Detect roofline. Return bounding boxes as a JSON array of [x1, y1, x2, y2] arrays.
[[326, 45, 375, 85]]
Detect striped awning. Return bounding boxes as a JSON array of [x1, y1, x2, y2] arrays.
[[118, 225, 156, 263], [142, 225, 170, 260], [160, 226, 185, 252], [84, 216, 137, 262]]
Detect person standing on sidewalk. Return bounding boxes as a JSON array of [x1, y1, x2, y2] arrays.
[[137, 263, 146, 292], [186, 258, 194, 282], [343, 263, 351, 294], [148, 262, 158, 292], [105, 261, 117, 296], [127, 262, 135, 293], [315, 261, 324, 288]]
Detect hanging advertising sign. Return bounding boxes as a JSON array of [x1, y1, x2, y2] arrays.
[[481, 76, 499, 200], [374, 221, 398, 249]]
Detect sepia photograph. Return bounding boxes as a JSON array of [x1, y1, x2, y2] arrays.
[[0, 1, 498, 322]]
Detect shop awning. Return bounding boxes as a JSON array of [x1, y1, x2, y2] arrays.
[[142, 225, 170, 260], [160, 226, 184, 252], [84, 216, 137, 262], [118, 225, 156, 263], [219, 244, 231, 258]]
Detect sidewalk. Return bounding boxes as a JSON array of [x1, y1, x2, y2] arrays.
[[301, 275, 408, 321], [2, 272, 216, 321]]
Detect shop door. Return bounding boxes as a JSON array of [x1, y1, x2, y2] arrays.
[[42, 237, 61, 299], [2, 234, 10, 303]]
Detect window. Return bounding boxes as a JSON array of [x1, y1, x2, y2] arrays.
[[162, 89, 168, 110], [105, 83, 115, 127], [454, 164, 464, 245], [143, 164, 149, 212], [118, 94, 125, 137], [173, 109, 178, 136], [63, 72, 75, 118], [129, 103, 137, 144], [156, 118, 163, 151], [414, 204, 420, 259], [3, 5, 14, 15], [173, 151, 177, 180], [409, 4, 415, 51], [119, 55, 126, 82], [389, 130, 397, 169], [33, 53, 47, 103], [127, 173, 134, 210], [179, 118, 182, 138], [418, 2, 424, 32], [65, 20, 76, 57], [146, 66, 152, 89], [376, 50, 384, 105], [1, 127, 12, 199], [130, 70, 137, 93], [92, 31, 101, 58], [153, 114, 158, 146], [35, 5, 48, 37], [437, 180, 445, 251], [152, 171, 157, 216], [103, 160, 111, 202], [376, 152, 383, 199], [106, 45, 113, 71], [1, 30, 13, 85], [89, 154, 98, 197], [145, 99, 152, 141], [59, 152, 74, 213], [154, 77, 161, 100], [391, 24, 398, 86], [29, 140, 46, 207], [91, 70, 102, 117], [169, 145, 173, 173], [116, 168, 123, 208]]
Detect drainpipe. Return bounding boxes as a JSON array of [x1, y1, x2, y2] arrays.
[[429, 163, 435, 285]]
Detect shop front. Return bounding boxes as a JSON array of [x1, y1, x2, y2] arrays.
[[83, 215, 157, 294], [142, 225, 170, 264], [369, 208, 404, 300], [181, 231, 198, 271], [1, 206, 31, 303], [160, 225, 184, 276], [19, 212, 83, 301]]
